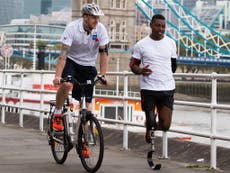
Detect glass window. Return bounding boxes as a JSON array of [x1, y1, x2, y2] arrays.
[[116, 0, 120, 8], [82, 0, 97, 4], [109, 20, 127, 41], [110, 0, 126, 9], [110, 0, 113, 8], [116, 23, 120, 32], [122, 0, 126, 8], [83, 0, 91, 4], [122, 21, 126, 26], [110, 44, 122, 49]]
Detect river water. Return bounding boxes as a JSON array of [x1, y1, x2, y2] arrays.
[[171, 105, 230, 148], [122, 105, 230, 149]]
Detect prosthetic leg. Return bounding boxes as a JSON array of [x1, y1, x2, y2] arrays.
[[145, 110, 161, 170]]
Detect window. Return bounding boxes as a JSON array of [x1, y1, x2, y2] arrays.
[[116, 23, 120, 32], [109, 19, 115, 40], [111, 0, 126, 9], [109, 19, 127, 42], [110, 44, 121, 49], [122, 0, 126, 8], [102, 105, 133, 121], [82, 0, 98, 4], [116, 0, 120, 8], [120, 20, 126, 41], [122, 21, 126, 26]]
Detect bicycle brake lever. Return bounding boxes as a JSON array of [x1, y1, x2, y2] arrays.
[[66, 75, 72, 81], [97, 75, 107, 85], [60, 75, 72, 83]]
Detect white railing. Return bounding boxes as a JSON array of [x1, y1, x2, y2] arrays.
[[1, 70, 230, 169]]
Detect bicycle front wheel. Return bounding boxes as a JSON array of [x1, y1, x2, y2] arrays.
[[77, 116, 104, 173], [50, 115, 69, 164]]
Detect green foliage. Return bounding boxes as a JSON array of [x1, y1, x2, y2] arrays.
[[37, 41, 47, 50], [11, 56, 32, 69], [29, 40, 48, 50]]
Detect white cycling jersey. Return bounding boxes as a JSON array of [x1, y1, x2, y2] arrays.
[[132, 35, 177, 91], [61, 18, 109, 66]]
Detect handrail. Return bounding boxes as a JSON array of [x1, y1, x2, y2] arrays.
[[1, 70, 230, 169]]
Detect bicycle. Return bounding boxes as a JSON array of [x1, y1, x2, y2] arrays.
[[47, 75, 105, 173]]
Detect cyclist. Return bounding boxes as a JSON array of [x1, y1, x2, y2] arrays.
[[129, 14, 177, 143], [52, 3, 109, 132]]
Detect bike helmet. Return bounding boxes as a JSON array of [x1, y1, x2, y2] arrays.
[[82, 3, 104, 16]]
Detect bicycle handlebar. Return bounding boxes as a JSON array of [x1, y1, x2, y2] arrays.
[[60, 75, 107, 85]]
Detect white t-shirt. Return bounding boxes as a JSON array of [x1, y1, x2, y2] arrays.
[[132, 35, 177, 91], [61, 18, 110, 66]]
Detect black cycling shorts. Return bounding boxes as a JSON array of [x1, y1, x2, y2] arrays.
[[140, 89, 175, 111], [61, 58, 97, 103]]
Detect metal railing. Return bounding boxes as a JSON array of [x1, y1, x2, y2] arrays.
[[1, 70, 230, 169]]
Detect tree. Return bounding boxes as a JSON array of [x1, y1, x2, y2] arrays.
[[37, 41, 47, 70]]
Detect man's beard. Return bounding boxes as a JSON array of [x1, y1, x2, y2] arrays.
[[83, 21, 93, 34]]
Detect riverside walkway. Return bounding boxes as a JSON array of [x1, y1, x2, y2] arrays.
[[0, 123, 223, 173]]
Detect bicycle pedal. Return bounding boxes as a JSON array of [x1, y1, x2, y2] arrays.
[[48, 137, 52, 145]]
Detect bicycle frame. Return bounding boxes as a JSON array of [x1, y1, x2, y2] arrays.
[[60, 76, 102, 146], [48, 75, 105, 172]]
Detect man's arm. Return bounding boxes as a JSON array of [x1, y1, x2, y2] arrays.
[[53, 44, 70, 85], [99, 44, 109, 76], [129, 57, 152, 76], [129, 58, 142, 74], [171, 58, 177, 73]]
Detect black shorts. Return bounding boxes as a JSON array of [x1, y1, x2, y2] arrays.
[[140, 89, 175, 111], [61, 58, 97, 103]]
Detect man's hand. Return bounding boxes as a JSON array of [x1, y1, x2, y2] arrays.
[[97, 75, 108, 85], [142, 65, 152, 76], [53, 76, 61, 86]]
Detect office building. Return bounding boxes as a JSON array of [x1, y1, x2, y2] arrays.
[[0, 0, 23, 25], [41, 0, 52, 15], [23, 0, 71, 18]]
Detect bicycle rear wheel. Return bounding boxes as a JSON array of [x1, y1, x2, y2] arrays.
[[77, 116, 104, 173], [50, 115, 69, 164]]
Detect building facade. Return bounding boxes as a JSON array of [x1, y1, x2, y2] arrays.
[[0, 32, 5, 47], [72, 0, 136, 51], [72, 0, 137, 81], [0, 24, 64, 48]]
